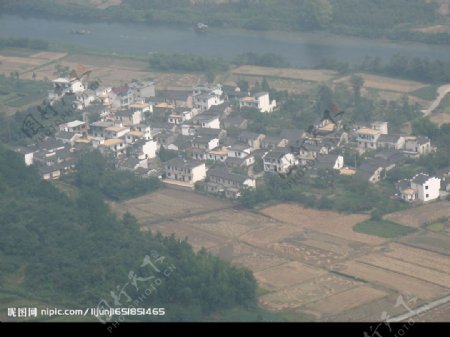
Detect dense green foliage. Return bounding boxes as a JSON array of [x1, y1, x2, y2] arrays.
[[239, 171, 407, 215], [0, 0, 444, 44], [148, 52, 229, 74], [319, 54, 450, 85], [233, 52, 290, 68], [354, 220, 415, 238], [73, 150, 162, 201], [0, 75, 51, 109], [0, 146, 257, 319], [0, 37, 49, 50]]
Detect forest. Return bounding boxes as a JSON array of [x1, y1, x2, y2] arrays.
[[0, 146, 258, 321]]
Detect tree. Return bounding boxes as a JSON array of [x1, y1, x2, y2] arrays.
[[350, 75, 364, 103], [305, 0, 333, 28]]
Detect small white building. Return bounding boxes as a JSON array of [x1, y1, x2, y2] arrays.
[[357, 128, 381, 152], [59, 120, 87, 133], [165, 158, 206, 185], [53, 77, 85, 94], [206, 168, 256, 198], [397, 173, 441, 203], [239, 92, 276, 113], [263, 148, 297, 174], [105, 126, 130, 139], [193, 84, 224, 112], [411, 173, 441, 202], [192, 114, 220, 129]]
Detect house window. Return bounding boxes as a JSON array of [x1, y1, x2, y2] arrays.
[[426, 194, 429, 198], [425, 186, 429, 190]]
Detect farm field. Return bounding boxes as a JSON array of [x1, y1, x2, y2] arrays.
[[117, 190, 450, 321], [383, 201, 450, 228]]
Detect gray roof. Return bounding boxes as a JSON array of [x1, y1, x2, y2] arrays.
[[37, 138, 66, 151], [315, 154, 340, 169], [416, 136, 430, 145], [264, 148, 291, 160], [91, 121, 114, 128], [238, 131, 263, 140], [207, 168, 249, 184], [56, 131, 78, 140], [192, 114, 219, 123], [412, 173, 431, 185], [166, 158, 204, 169], [157, 90, 192, 101], [396, 179, 411, 191], [378, 134, 405, 143]]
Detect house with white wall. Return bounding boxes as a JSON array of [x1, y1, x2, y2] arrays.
[[396, 173, 441, 203], [239, 92, 276, 113], [164, 158, 206, 185], [263, 148, 297, 174]]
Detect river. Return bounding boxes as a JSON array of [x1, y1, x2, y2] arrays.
[[1, 15, 450, 67]]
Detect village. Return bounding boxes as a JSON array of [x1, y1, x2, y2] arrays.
[[15, 73, 449, 205]]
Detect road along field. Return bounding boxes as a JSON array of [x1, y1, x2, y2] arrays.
[[116, 190, 450, 321]]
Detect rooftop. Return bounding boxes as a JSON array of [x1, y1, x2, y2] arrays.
[[357, 128, 381, 136], [102, 138, 124, 147]]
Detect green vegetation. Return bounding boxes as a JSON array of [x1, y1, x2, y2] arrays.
[[319, 54, 450, 84], [0, 145, 258, 320], [0, 75, 52, 111], [0, 37, 49, 51], [411, 86, 439, 101], [426, 222, 445, 232], [354, 220, 415, 238], [72, 150, 162, 201], [0, 0, 444, 44], [148, 53, 229, 78], [239, 172, 408, 216], [233, 52, 290, 68]]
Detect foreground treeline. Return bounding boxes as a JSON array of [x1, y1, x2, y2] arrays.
[[0, 146, 257, 320], [1, 0, 444, 44]]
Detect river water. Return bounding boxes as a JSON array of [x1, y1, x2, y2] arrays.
[[1, 15, 450, 67]]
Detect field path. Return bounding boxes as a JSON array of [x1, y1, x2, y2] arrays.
[[422, 84, 450, 116]]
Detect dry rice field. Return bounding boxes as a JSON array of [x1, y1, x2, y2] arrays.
[[117, 190, 450, 321], [383, 201, 450, 228]]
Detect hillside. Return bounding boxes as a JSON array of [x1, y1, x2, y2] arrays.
[[0, 145, 257, 321]]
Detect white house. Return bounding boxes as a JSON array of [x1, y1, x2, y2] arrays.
[[99, 138, 127, 157], [397, 173, 441, 203], [371, 121, 389, 135], [165, 158, 206, 185], [53, 77, 85, 94], [357, 128, 381, 152], [228, 144, 252, 159], [115, 109, 143, 126], [193, 84, 224, 112], [105, 126, 130, 139], [404, 136, 432, 156], [59, 120, 87, 133], [240, 92, 276, 113], [206, 168, 256, 198], [411, 174, 441, 202], [192, 114, 220, 129], [263, 148, 297, 174]]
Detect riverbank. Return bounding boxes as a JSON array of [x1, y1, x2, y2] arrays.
[[1, 0, 449, 46], [2, 15, 450, 69]]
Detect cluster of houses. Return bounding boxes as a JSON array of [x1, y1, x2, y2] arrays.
[[14, 74, 446, 203]]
